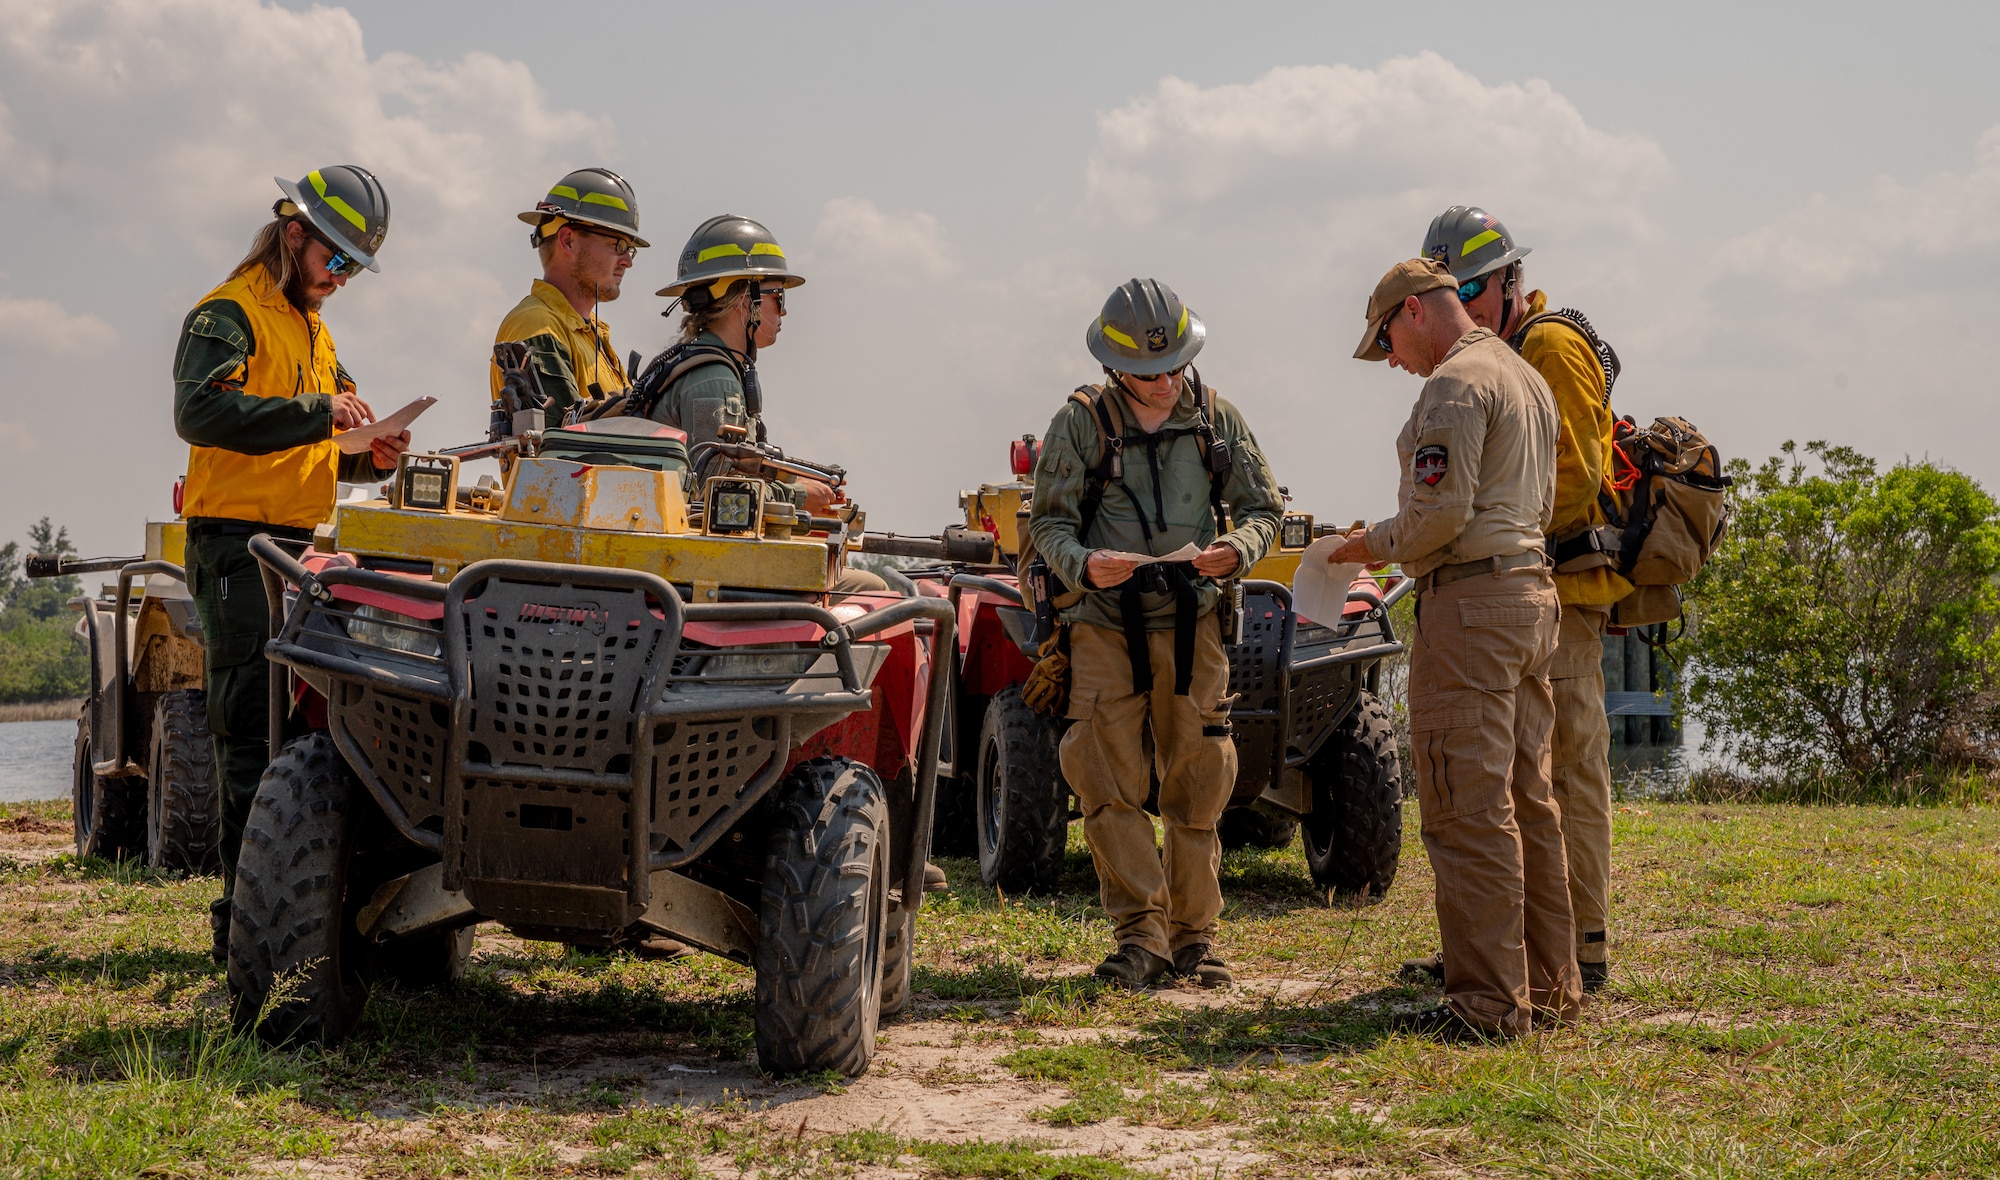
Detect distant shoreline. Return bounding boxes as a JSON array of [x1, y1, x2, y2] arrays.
[[0, 701, 81, 724]]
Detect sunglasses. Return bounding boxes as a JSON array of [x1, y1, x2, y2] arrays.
[[572, 225, 640, 257], [1118, 364, 1186, 383], [302, 227, 365, 278], [757, 285, 786, 312], [1375, 305, 1402, 355]]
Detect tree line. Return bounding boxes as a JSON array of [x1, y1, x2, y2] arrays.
[[0, 519, 88, 704]]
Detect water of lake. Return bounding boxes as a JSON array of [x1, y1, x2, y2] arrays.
[[0, 720, 75, 803]]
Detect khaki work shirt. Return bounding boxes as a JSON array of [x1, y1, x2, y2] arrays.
[[1362, 329, 1558, 578]]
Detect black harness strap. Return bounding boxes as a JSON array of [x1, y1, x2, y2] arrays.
[[624, 341, 752, 421], [1073, 376, 1234, 698]]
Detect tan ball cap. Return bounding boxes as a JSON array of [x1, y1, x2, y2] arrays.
[[1353, 257, 1459, 362]]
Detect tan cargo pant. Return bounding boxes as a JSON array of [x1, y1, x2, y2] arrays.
[[1410, 565, 1582, 1034], [1059, 617, 1235, 961], [1550, 603, 1612, 965]]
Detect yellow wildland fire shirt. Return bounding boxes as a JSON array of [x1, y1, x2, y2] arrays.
[[489, 279, 630, 428], [1516, 290, 1633, 608], [173, 263, 383, 529]]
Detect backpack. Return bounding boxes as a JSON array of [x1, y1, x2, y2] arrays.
[[1603, 415, 1733, 626], [1507, 310, 1731, 629], [563, 340, 754, 430]]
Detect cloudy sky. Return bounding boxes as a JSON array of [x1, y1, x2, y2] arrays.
[[2, 0, 1996, 557]]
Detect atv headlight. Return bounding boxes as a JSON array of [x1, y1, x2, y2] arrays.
[[345, 603, 442, 659], [697, 649, 820, 681]]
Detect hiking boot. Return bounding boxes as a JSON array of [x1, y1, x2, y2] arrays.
[[923, 862, 949, 893], [1093, 944, 1170, 989], [1579, 959, 1609, 993], [1390, 1004, 1499, 1044], [1398, 951, 1444, 986], [1172, 944, 1232, 988]]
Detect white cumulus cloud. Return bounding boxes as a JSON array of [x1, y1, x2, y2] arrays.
[[1086, 53, 1670, 263], [810, 197, 955, 280], [0, 0, 623, 548], [0, 296, 115, 353]]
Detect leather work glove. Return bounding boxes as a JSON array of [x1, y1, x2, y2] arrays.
[[1020, 632, 1070, 716]]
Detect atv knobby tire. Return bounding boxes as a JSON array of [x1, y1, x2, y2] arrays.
[[878, 901, 914, 1019], [975, 686, 1067, 895], [1218, 806, 1299, 851], [756, 757, 892, 1076], [1301, 692, 1402, 904], [146, 689, 220, 872], [228, 732, 375, 1045], [73, 706, 144, 861]]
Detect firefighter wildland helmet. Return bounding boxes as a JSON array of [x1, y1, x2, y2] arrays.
[[1086, 278, 1206, 376], [519, 167, 648, 248], [656, 215, 804, 307], [1422, 205, 1531, 285], [273, 165, 391, 272]]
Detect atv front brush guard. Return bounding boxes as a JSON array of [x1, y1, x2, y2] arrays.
[[250, 536, 954, 920]]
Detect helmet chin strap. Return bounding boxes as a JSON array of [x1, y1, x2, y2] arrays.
[[740, 281, 766, 437], [1497, 263, 1521, 337]]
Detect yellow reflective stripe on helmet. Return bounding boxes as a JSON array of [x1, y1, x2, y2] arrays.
[[1099, 319, 1138, 350], [580, 192, 629, 210], [550, 185, 580, 199], [306, 169, 368, 232], [748, 242, 785, 258], [1461, 228, 1501, 255], [1175, 305, 1188, 338], [697, 243, 749, 263]]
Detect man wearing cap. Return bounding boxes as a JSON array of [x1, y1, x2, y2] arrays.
[[174, 165, 409, 964], [493, 168, 647, 427], [1405, 207, 1631, 993], [1327, 259, 1580, 1039], [1028, 278, 1283, 990]]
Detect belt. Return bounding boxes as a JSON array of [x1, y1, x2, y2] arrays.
[[1419, 549, 1549, 592], [185, 518, 314, 542]]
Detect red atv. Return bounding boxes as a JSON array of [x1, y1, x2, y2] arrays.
[[229, 423, 957, 1079]]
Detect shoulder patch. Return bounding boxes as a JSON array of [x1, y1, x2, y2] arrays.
[[1413, 444, 1449, 487]]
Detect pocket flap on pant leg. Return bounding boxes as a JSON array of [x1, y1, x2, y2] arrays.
[[1065, 688, 1098, 722], [1459, 596, 1549, 628], [1410, 689, 1482, 731]]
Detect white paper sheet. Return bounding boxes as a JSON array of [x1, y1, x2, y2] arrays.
[[334, 396, 437, 454], [1096, 542, 1205, 565], [1292, 535, 1364, 624]]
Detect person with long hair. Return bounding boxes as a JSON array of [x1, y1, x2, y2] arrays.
[[172, 165, 408, 965]]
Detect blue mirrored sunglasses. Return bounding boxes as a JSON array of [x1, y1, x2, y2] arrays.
[[1456, 274, 1489, 303], [324, 249, 366, 278]]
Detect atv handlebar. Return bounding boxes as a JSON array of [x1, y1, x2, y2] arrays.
[[25, 553, 141, 578], [860, 528, 996, 565]]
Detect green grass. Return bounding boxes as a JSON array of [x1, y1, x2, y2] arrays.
[[1, 801, 1996, 1176]]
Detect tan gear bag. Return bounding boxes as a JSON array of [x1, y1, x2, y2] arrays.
[[1606, 416, 1732, 626]]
